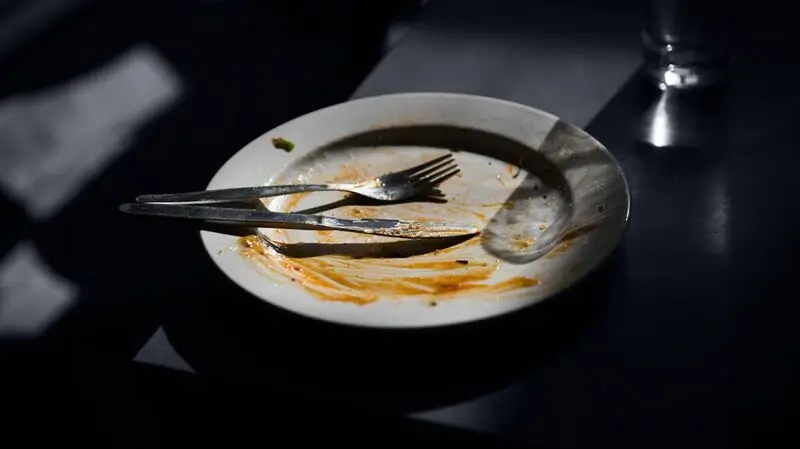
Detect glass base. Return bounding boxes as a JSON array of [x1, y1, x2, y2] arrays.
[[642, 30, 732, 91], [645, 62, 728, 91]]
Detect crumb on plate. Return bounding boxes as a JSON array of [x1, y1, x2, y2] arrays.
[[271, 137, 295, 152]]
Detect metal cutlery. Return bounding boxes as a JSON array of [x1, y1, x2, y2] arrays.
[[119, 203, 480, 239], [136, 153, 460, 204]]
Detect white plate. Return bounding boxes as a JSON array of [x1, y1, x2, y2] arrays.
[[200, 93, 630, 328]]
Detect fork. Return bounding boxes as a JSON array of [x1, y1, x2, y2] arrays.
[[136, 153, 460, 204]]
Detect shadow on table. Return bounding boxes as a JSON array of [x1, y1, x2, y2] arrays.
[[159, 231, 626, 414], [131, 363, 537, 449]]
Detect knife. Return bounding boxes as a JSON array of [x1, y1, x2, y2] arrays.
[[119, 203, 480, 239]]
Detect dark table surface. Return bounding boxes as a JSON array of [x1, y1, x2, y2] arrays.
[[3, 0, 799, 447]]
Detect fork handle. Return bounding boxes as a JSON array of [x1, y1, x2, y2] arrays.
[[136, 184, 350, 204]]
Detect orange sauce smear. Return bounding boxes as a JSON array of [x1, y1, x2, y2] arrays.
[[545, 224, 597, 258], [244, 159, 540, 305], [237, 235, 539, 305], [511, 234, 537, 250]]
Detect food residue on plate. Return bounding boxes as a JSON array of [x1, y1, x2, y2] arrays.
[[236, 152, 546, 305], [237, 233, 539, 305], [545, 224, 597, 258], [347, 207, 376, 219], [511, 234, 537, 250], [271, 137, 295, 152]]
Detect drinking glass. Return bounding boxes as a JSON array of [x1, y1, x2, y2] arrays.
[[642, 0, 733, 90]]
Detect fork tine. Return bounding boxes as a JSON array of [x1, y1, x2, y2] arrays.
[[397, 153, 453, 177], [418, 167, 461, 188], [409, 159, 458, 181], [411, 163, 457, 184]]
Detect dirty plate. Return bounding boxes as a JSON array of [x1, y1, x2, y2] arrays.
[[201, 93, 630, 328]]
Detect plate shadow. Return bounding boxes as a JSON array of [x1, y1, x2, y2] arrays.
[[159, 247, 627, 414]]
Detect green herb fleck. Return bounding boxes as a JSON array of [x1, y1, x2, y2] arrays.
[[271, 137, 295, 152]]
